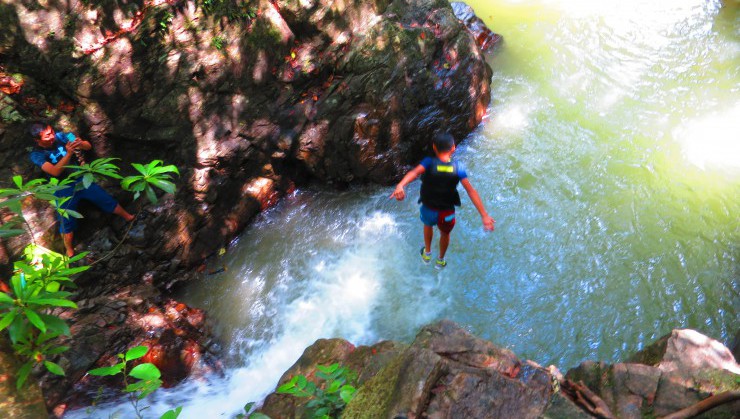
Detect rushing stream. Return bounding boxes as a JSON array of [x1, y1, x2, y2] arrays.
[[72, 0, 739, 417]]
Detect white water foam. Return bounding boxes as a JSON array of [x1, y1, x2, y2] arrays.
[[67, 209, 443, 418]]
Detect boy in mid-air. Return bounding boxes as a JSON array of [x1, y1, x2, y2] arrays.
[[390, 133, 495, 269]]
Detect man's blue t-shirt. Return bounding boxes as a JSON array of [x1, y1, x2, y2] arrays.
[[29, 132, 80, 177]]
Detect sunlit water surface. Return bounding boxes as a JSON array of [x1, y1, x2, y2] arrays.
[[72, 0, 739, 417]]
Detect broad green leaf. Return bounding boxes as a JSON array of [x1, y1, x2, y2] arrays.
[[340, 385, 356, 403], [24, 308, 46, 333], [0, 292, 13, 304], [326, 380, 342, 394], [124, 380, 149, 393], [131, 163, 147, 175], [296, 375, 308, 390], [12, 175, 23, 189], [137, 379, 162, 399], [82, 173, 94, 190], [44, 360, 65, 376], [149, 178, 176, 195], [244, 402, 255, 413], [314, 407, 329, 417], [277, 376, 298, 393], [160, 406, 183, 419], [0, 228, 26, 238], [45, 345, 70, 355], [88, 363, 125, 376], [0, 310, 17, 331], [16, 361, 33, 389], [145, 185, 158, 204], [121, 176, 140, 190], [67, 251, 89, 263], [125, 345, 149, 361], [27, 298, 78, 308], [129, 363, 161, 380], [249, 413, 271, 419]]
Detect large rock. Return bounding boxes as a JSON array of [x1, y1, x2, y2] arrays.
[[567, 329, 740, 418], [261, 320, 558, 419]]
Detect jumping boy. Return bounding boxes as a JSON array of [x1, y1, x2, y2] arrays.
[[390, 133, 495, 269], [29, 123, 135, 257]]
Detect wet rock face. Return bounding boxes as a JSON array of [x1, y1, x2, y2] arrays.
[[0, 0, 494, 274], [41, 285, 219, 415]]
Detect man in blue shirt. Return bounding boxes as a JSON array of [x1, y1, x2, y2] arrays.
[[390, 133, 495, 269], [29, 123, 134, 257]]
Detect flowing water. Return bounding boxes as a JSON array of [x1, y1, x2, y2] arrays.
[[72, 0, 739, 417]]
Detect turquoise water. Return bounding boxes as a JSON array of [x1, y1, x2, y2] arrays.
[[72, 1, 739, 417]]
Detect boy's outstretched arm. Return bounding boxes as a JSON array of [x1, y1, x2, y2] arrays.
[[461, 178, 495, 231], [389, 164, 426, 201]]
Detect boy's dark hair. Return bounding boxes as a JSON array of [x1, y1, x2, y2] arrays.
[[28, 122, 47, 138], [432, 133, 455, 152]]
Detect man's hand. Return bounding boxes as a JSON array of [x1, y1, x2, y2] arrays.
[[482, 215, 495, 231], [389, 186, 406, 201], [65, 140, 82, 152]]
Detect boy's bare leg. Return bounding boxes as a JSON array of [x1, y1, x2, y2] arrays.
[[424, 225, 434, 254], [439, 231, 450, 259], [112, 204, 135, 222], [62, 232, 75, 257]]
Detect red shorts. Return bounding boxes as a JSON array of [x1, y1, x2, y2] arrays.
[[420, 205, 456, 233]]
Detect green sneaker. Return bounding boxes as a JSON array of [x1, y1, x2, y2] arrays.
[[420, 247, 432, 264], [435, 258, 447, 270]]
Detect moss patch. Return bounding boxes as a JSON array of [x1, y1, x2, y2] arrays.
[[342, 351, 406, 418]]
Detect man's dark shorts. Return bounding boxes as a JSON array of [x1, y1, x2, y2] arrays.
[[420, 204, 456, 233], [55, 183, 118, 233]]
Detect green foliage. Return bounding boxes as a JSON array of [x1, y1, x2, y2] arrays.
[[200, 0, 257, 21], [235, 402, 272, 419], [67, 157, 123, 189], [88, 346, 181, 419], [276, 363, 358, 419], [211, 35, 227, 50], [0, 244, 84, 388], [0, 156, 179, 393], [157, 10, 175, 33], [122, 160, 180, 204]]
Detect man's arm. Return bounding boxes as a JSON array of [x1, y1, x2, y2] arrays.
[[461, 178, 495, 231], [389, 164, 426, 201], [39, 141, 83, 177]]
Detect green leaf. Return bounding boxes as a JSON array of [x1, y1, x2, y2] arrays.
[[159, 406, 183, 419], [277, 376, 298, 393], [249, 413, 271, 419], [13, 175, 23, 189], [27, 298, 78, 308], [339, 385, 356, 403], [45, 345, 70, 355], [121, 176, 141, 190], [44, 360, 65, 376], [326, 379, 342, 394], [149, 178, 176, 195], [129, 363, 161, 380], [314, 407, 329, 417], [0, 292, 13, 304], [16, 361, 33, 389], [0, 227, 26, 238], [0, 310, 17, 331], [125, 345, 149, 361], [145, 185, 158, 204], [131, 162, 147, 175], [88, 363, 125, 376], [24, 308, 46, 333], [82, 173, 94, 190]]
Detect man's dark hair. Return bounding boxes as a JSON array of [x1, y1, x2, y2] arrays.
[[28, 122, 47, 138], [432, 133, 455, 152]]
